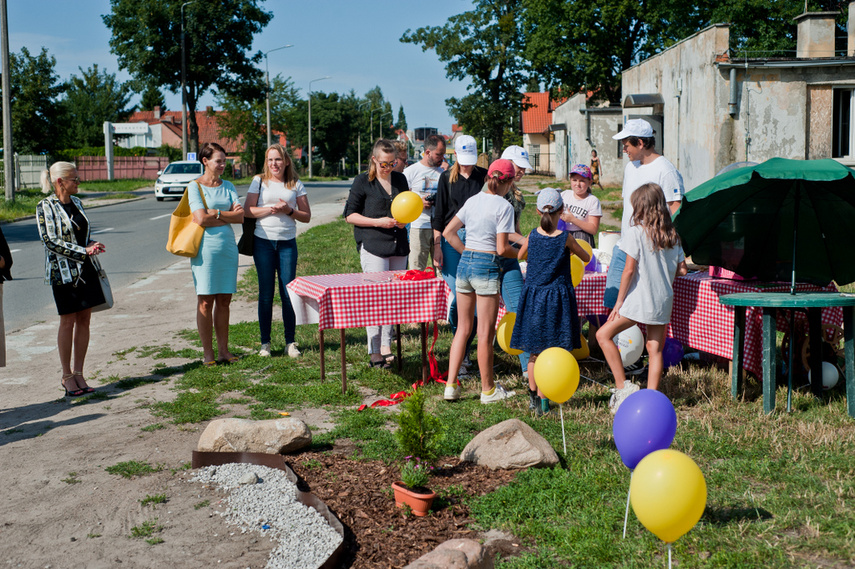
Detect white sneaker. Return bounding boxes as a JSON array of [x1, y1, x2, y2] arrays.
[[286, 342, 301, 358], [444, 382, 461, 401], [258, 343, 271, 357], [457, 364, 471, 379], [609, 381, 640, 415], [481, 383, 516, 404]]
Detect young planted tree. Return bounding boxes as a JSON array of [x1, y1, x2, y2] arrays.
[[62, 64, 136, 148], [140, 84, 167, 112], [103, 0, 272, 153]]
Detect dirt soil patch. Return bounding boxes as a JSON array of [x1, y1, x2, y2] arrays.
[[288, 448, 522, 568]]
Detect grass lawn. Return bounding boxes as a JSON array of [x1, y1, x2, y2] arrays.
[[0, 179, 152, 222], [116, 189, 855, 567]]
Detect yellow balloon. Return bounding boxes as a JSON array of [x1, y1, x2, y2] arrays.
[[496, 312, 523, 356], [576, 239, 593, 262], [571, 256, 584, 287], [630, 449, 707, 543], [391, 191, 423, 225], [570, 335, 590, 360], [533, 347, 580, 403]]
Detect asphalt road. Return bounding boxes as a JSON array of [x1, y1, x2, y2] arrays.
[[2, 180, 352, 334]]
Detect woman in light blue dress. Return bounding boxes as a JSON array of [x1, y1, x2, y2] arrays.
[[188, 142, 244, 365]]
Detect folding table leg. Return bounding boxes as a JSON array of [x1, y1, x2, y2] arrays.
[[421, 322, 428, 384], [319, 329, 325, 380], [731, 308, 745, 400], [844, 306, 855, 419], [807, 308, 823, 399], [340, 329, 347, 394], [762, 308, 777, 414], [396, 324, 402, 373]]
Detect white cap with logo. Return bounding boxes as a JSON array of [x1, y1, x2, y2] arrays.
[[501, 145, 533, 171], [612, 118, 654, 140], [454, 135, 478, 166]]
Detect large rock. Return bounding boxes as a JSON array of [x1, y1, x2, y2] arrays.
[[459, 418, 558, 470], [197, 418, 311, 454], [404, 539, 491, 569]]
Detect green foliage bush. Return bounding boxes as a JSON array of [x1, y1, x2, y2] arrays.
[[395, 388, 444, 464]]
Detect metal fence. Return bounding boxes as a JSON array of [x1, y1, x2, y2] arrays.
[[529, 152, 555, 176]]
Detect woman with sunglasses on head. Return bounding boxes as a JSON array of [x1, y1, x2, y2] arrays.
[[37, 162, 107, 397], [244, 143, 311, 359], [344, 139, 409, 368]]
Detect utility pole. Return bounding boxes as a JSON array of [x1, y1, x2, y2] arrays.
[[180, 1, 195, 159], [1, 0, 14, 201]]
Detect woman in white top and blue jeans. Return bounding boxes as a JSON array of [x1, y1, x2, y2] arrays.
[[442, 159, 520, 404], [244, 144, 311, 358]]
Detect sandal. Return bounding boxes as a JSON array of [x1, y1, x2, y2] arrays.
[[369, 359, 391, 369], [73, 371, 96, 394], [380, 352, 396, 364], [218, 356, 241, 364], [61, 374, 85, 397], [203, 360, 217, 367]]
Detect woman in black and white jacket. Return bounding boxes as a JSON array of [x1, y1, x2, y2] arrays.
[[37, 161, 106, 397]]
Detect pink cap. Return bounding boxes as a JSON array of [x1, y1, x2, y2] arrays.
[[487, 159, 515, 181]]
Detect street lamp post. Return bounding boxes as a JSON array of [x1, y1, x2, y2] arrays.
[[307, 76, 331, 179], [263, 44, 293, 148], [378, 111, 393, 140], [180, 1, 195, 160], [356, 101, 370, 172]]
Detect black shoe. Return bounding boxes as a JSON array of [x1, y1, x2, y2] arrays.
[[624, 361, 647, 376]]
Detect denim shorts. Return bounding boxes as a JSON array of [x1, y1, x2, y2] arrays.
[[456, 250, 501, 295], [603, 244, 626, 309]]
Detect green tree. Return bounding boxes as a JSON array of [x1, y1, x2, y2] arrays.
[[62, 64, 135, 148], [396, 104, 407, 133], [103, 0, 272, 153], [140, 84, 166, 111], [401, 0, 528, 155], [287, 91, 357, 167], [0, 47, 65, 154], [215, 75, 301, 172]]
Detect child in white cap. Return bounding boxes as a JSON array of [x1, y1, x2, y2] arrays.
[[510, 188, 591, 415]]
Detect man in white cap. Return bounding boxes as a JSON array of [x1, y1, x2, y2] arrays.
[[605, 117, 684, 376], [403, 134, 446, 270], [501, 145, 533, 180]]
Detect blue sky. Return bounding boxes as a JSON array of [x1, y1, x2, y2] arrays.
[[8, 0, 474, 134]]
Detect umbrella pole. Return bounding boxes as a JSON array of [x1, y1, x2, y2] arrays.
[[791, 186, 800, 296]]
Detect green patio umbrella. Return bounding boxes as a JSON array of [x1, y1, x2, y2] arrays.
[[674, 157, 855, 293]]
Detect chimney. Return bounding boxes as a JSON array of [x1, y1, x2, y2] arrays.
[[849, 1, 855, 56], [794, 11, 838, 58], [153, 105, 161, 119], [206, 105, 214, 114]]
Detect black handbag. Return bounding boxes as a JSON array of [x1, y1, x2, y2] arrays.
[[237, 216, 256, 256]]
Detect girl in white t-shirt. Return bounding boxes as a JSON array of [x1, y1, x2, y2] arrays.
[[595, 183, 687, 414], [442, 159, 519, 405], [244, 144, 311, 359], [559, 164, 602, 246]]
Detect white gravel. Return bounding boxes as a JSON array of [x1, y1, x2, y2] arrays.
[[191, 463, 342, 569]]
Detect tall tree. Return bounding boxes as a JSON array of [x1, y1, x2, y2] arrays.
[[286, 91, 357, 166], [62, 64, 135, 148], [396, 104, 407, 133], [0, 47, 65, 154], [140, 84, 166, 111], [401, 0, 528, 154], [103, 0, 272, 153], [215, 75, 301, 171]]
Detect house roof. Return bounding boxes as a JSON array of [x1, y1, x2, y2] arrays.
[[521, 92, 554, 134], [126, 108, 242, 154]]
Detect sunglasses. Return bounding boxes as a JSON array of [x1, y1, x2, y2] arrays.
[[376, 160, 397, 169]]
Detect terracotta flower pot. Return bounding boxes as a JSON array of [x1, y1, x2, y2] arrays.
[[391, 481, 436, 516]]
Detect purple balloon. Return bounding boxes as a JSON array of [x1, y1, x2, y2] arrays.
[[663, 338, 684, 369], [613, 390, 677, 470]]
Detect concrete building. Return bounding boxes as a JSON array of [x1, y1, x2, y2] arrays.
[[619, 7, 855, 190], [551, 93, 623, 185]]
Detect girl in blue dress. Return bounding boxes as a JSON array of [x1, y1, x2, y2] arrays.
[[511, 188, 591, 415], [188, 142, 244, 365]]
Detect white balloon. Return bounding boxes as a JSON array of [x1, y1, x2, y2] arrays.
[[614, 325, 644, 367], [808, 361, 839, 390]]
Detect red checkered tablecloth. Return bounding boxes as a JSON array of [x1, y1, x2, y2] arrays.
[[287, 271, 449, 330], [670, 272, 842, 377], [495, 271, 608, 325]]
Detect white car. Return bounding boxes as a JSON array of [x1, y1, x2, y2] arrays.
[[154, 161, 204, 201]]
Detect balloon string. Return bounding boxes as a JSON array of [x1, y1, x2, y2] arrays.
[[560, 404, 567, 454], [623, 472, 632, 539], [580, 373, 610, 389], [668, 542, 672, 569]]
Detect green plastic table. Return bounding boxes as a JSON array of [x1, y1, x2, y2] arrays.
[[720, 292, 855, 417]]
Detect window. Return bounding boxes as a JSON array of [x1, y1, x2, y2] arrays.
[[833, 88, 853, 158], [528, 144, 541, 169]]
